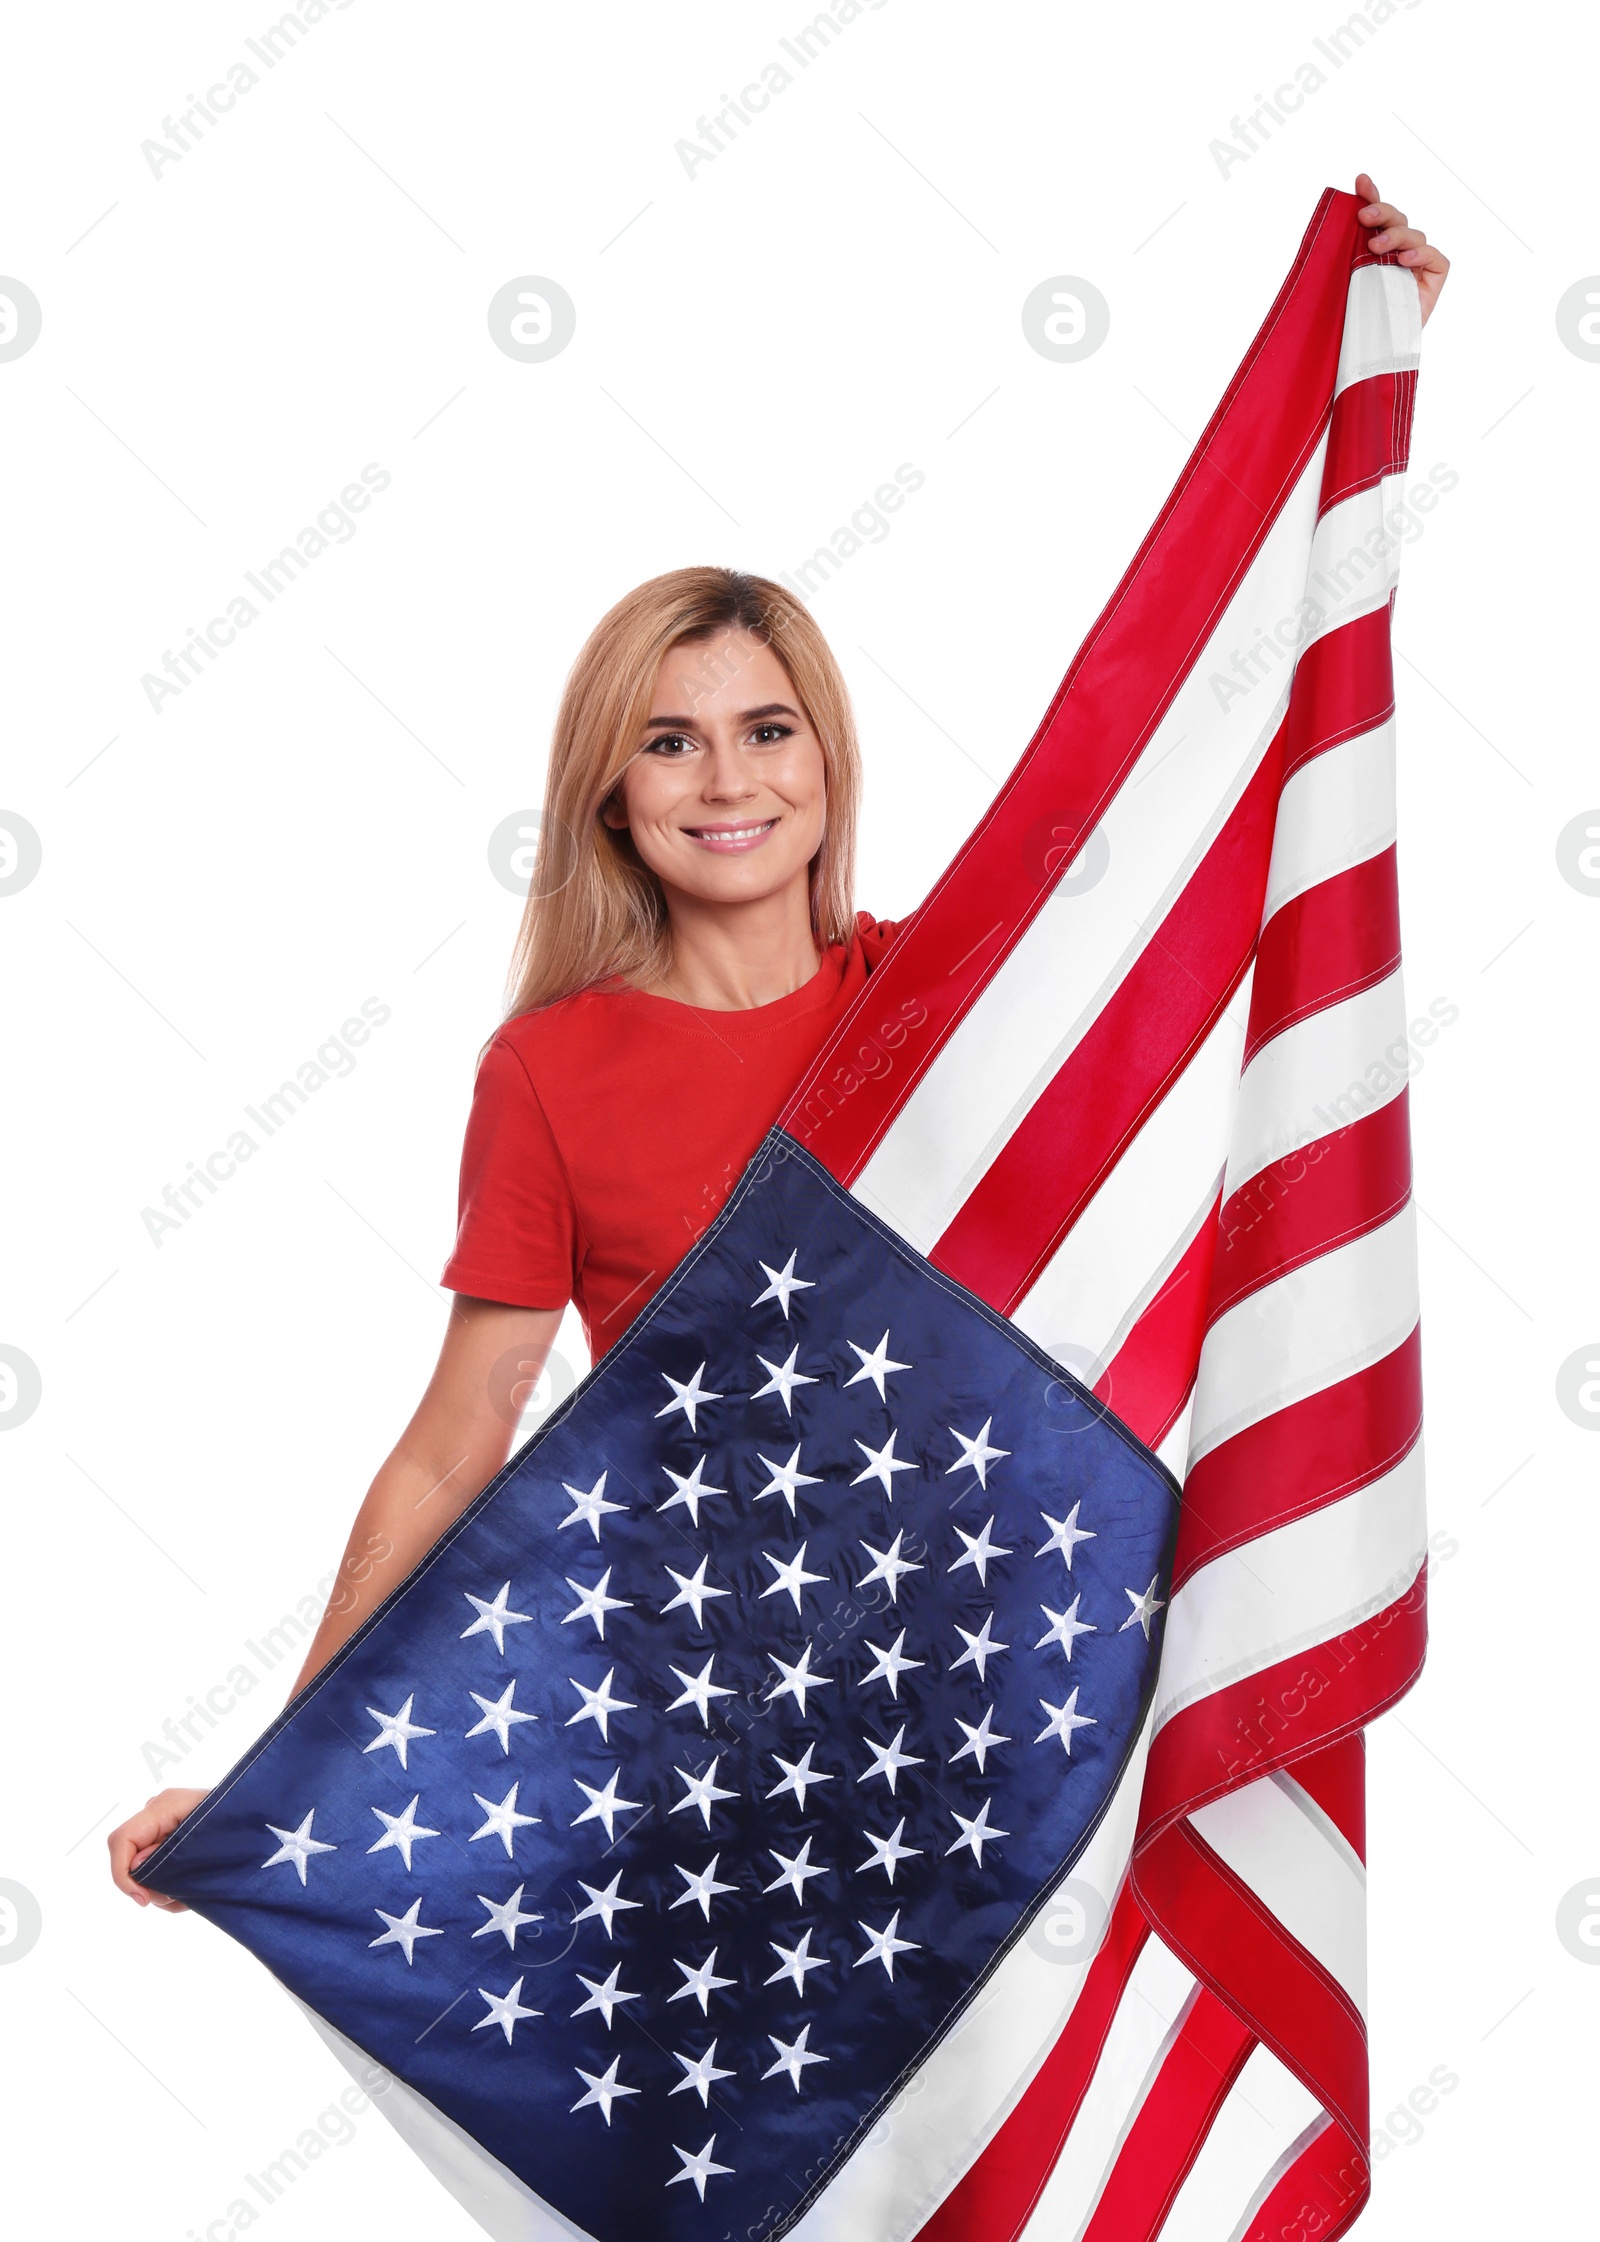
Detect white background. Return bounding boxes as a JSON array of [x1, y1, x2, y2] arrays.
[[1, 1, 1593, 2234]]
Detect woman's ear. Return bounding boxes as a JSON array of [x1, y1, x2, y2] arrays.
[[599, 789, 628, 832]]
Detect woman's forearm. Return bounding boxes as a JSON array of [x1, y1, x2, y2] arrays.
[[288, 1296, 563, 1698], [288, 1440, 498, 1695]]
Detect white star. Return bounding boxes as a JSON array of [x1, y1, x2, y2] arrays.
[[572, 1767, 643, 1843], [667, 1654, 736, 1728], [760, 1540, 828, 1615], [662, 1555, 731, 1627], [571, 1962, 640, 2029], [671, 2039, 735, 2106], [763, 1834, 829, 1901], [859, 1627, 925, 1698], [946, 1418, 1010, 1488], [766, 1642, 832, 1715], [1037, 1502, 1096, 1570], [948, 1516, 1013, 1587], [858, 1725, 924, 1794], [260, 1809, 336, 1884], [855, 1910, 920, 1981], [852, 1428, 918, 1498], [946, 1797, 1009, 1866], [764, 2022, 829, 2090], [474, 1975, 541, 2045], [766, 1745, 835, 1811], [952, 1612, 1009, 1682], [461, 1582, 533, 1654], [1036, 1687, 1098, 1755], [1120, 1575, 1166, 1638], [470, 1781, 540, 1858], [656, 1361, 724, 1432], [1037, 1595, 1097, 1661], [668, 2135, 732, 2200], [473, 1883, 543, 1949], [571, 2055, 638, 2126], [561, 1567, 633, 1640], [572, 1872, 640, 1939], [466, 1680, 538, 1753], [754, 1443, 823, 1514], [364, 1694, 435, 1770], [367, 1795, 440, 1872], [752, 1345, 819, 1414], [858, 1817, 922, 1883], [368, 1897, 443, 1964], [671, 1853, 738, 1921], [658, 1455, 727, 1527], [559, 1470, 626, 1540], [844, 1331, 910, 1400], [765, 1926, 829, 1995], [752, 1250, 814, 1318], [565, 1667, 636, 1742], [669, 1946, 736, 2015], [857, 1530, 923, 1604], [671, 1755, 738, 1829], [950, 1704, 1011, 1772]]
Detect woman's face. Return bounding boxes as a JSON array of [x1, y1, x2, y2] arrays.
[[605, 627, 827, 915]]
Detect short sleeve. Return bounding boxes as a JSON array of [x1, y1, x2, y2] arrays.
[[439, 1034, 580, 1311]]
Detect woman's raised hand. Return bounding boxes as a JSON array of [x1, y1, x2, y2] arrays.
[[1355, 173, 1450, 327]]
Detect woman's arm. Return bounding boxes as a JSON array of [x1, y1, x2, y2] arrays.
[[107, 1294, 564, 1907]]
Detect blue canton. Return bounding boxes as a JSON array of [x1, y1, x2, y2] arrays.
[[138, 1132, 1178, 2242]]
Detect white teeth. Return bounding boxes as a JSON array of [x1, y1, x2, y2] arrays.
[[695, 821, 772, 840]]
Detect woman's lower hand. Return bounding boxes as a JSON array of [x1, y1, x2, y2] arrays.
[[108, 1788, 207, 1910]]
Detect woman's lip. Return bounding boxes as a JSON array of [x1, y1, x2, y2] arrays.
[[683, 817, 779, 853]]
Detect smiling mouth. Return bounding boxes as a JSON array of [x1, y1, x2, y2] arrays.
[[683, 817, 779, 851]]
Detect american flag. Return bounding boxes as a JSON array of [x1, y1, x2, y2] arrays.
[[138, 187, 1426, 2242]]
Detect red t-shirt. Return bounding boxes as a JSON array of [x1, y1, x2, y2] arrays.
[[441, 913, 901, 1356]]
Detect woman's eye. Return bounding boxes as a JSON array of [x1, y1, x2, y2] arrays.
[[644, 733, 695, 756], [750, 723, 793, 745]]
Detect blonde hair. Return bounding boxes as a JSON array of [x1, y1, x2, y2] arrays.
[[504, 567, 861, 1017]]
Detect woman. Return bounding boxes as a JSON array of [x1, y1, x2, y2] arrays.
[[109, 178, 1448, 1908]]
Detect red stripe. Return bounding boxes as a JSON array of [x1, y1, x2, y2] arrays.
[[785, 191, 1379, 1187], [1139, 1572, 1428, 1837], [1243, 852, 1401, 1067], [1207, 1095, 1414, 1336], [1132, 1818, 1369, 2150], [915, 1882, 1150, 2242], [1080, 1990, 1255, 2242], [1172, 1325, 1422, 1593], [1280, 607, 1393, 784], [1318, 369, 1417, 514], [1237, 2121, 1370, 2242], [930, 739, 1281, 1314], [1092, 1202, 1219, 1452], [1288, 1735, 1367, 1866]]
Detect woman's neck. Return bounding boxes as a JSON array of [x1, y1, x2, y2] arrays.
[[643, 881, 823, 1011]]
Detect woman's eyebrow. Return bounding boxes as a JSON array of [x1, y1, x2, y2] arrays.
[[643, 702, 800, 728]]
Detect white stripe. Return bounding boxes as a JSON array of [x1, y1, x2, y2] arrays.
[[1157, 2048, 1325, 2242], [1156, 1385, 1197, 1486], [1016, 1936, 1199, 2242], [1153, 1440, 1427, 1733], [294, 1999, 591, 2241], [1300, 472, 1408, 656], [786, 1716, 1152, 2242], [1261, 717, 1396, 929], [851, 429, 1329, 1253], [1012, 981, 1249, 1370], [1188, 1203, 1418, 1464], [1190, 1771, 1367, 2018], [1223, 968, 1409, 1196], [1334, 261, 1421, 395]]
